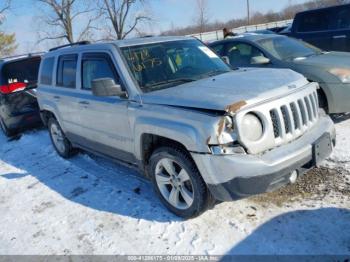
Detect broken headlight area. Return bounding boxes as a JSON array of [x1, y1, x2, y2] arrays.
[[210, 143, 247, 155], [209, 115, 247, 155], [216, 115, 236, 144]]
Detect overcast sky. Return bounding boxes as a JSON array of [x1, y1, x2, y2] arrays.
[[2, 0, 308, 54]]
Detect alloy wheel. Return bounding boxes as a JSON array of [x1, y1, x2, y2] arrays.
[[155, 158, 194, 210], [50, 122, 66, 154]]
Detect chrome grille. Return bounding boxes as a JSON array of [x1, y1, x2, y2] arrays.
[[236, 82, 320, 155], [270, 110, 280, 138], [290, 102, 300, 130], [269, 90, 319, 142]]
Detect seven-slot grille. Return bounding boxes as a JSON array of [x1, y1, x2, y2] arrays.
[[269, 90, 319, 142]]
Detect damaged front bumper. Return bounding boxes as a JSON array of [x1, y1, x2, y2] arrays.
[[191, 115, 336, 201]]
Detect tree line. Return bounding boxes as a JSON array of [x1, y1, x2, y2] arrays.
[[162, 0, 350, 36], [0, 0, 349, 56], [0, 0, 150, 56]]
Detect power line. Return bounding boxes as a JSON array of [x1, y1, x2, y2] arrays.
[[247, 0, 250, 25]]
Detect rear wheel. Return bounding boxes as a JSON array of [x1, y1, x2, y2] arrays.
[[148, 146, 213, 218], [0, 117, 14, 137], [48, 118, 76, 158]]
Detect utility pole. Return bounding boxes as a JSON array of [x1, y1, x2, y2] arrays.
[[246, 0, 250, 25]]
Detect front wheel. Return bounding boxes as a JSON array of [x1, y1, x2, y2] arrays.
[[48, 118, 76, 158], [148, 146, 213, 218]]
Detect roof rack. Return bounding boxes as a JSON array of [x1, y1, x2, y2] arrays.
[[49, 41, 91, 52], [0, 52, 44, 61]]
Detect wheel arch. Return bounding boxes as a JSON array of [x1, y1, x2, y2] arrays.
[[139, 133, 193, 177]]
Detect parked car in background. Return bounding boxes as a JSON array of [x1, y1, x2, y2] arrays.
[[209, 34, 350, 114], [0, 54, 43, 136], [245, 29, 276, 35], [37, 37, 335, 218], [283, 4, 350, 52]]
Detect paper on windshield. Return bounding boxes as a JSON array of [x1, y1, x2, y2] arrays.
[[198, 46, 219, 58]]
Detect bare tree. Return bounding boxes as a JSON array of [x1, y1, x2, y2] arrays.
[[0, 0, 11, 17], [99, 0, 151, 40], [37, 0, 99, 44], [194, 0, 210, 33], [0, 0, 17, 56]]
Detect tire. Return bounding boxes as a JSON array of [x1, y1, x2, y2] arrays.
[[0, 117, 14, 137], [148, 146, 213, 218], [48, 117, 76, 158], [317, 88, 329, 113]]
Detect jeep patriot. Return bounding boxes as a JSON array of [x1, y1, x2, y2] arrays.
[[37, 37, 335, 218]]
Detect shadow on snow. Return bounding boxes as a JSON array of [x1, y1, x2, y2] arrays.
[[0, 130, 181, 222]]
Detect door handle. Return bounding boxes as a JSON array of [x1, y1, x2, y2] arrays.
[[79, 101, 90, 105], [333, 35, 347, 39]]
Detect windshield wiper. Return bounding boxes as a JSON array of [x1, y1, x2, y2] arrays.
[[201, 69, 231, 78], [145, 78, 196, 88]]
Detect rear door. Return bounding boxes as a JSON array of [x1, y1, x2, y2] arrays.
[[331, 5, 350, 52], [44, 54, 82, 136], [293, 10, 333, 51], [74, 52, 134, 162]]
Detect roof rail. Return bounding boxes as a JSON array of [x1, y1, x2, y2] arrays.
[[49, 41, 91, 52], [0, 52, 44, 61]]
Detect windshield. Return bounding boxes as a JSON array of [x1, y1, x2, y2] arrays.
[[121, 40, 231, 92], [258, 36, 322, 61]]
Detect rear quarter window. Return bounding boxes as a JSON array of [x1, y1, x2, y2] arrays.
[[40, 57, 55, 85]]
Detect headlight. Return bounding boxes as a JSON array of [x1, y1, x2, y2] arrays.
[[329, 68, 350, 83], [241, 113, 263, 141]]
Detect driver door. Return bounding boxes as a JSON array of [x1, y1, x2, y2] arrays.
[[75, 52, 134, 162]]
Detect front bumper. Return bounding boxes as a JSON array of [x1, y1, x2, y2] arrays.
[[191, 115, 335, 201]]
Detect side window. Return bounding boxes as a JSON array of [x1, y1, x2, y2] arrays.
[[57, 54, 77, 88], [211, 44, 224, 56], [40, 57, 54, 85], [297, 11, 330, 32], [225, 42, 264, 67], [81, 53, 119, 90], [334, 7, 350, 30]]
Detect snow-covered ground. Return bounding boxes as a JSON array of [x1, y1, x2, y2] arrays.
[[0, 116, 349, 255]]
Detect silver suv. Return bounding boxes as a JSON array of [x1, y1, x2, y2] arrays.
[[37, 37, 335, 218]]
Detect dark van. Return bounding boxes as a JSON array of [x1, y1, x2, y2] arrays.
[[0, 54, 43, 136], [285, 4, 350, 52]]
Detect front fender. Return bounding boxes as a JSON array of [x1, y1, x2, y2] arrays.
[[133, 116, 210, 160]]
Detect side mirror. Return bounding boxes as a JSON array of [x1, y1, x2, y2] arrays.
[[221, 56, 230, 65], [251, 56, 270, 65], [91, 78, 125, 97]]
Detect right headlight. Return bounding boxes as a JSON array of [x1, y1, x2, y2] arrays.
[[241, 113, 263, 141]]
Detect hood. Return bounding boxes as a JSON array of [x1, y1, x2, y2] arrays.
[[294, 51, 350, 68], [141, 68, 308, 112]]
